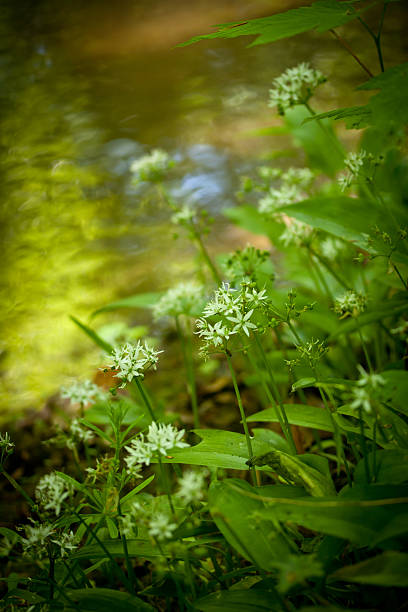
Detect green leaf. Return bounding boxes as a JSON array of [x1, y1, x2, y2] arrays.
[[70, 316, 113, 353], [354, 450, 408, 485], [382, 370, 408, 416], [179, 1, 369, 48], [208, 479, 291, 570], [65, 588, 154, 611], [150, 429, 273, 470], [247, 404, 334, 432], [291, 377, 317, 390], [252, 428, 291, 453], [258, 484, 408, 546], [92, 292, 163, 317], [278, 196, 377, 245], [248, 449, 335, 496], [194, 589, 281, 611], [120, 475, 155, 506], [223, 205, 282, 240], [330, 551, 408, 587]]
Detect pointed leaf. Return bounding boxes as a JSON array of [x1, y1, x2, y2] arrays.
[[247, 403, 334, 432], [330, 551, 408, 587], [70, 316, 113, 353], [92, 292, 163, 317]]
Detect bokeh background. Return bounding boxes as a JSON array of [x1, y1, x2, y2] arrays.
[[1, 0, 407, 415]]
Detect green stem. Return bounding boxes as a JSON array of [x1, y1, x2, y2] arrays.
[[304, 102, 344, 157], [309, 247, 350, 289], [254, 334, 297, 455], [308, 249, 333, 300], [392, 263, 408, 291], [118, 501, 137, 594], [176, 316, 199, 428], [158, 453, 175, 515], [355, 318, 373, 373], [133, 377, 156, 422], [0, 466, 37, 510], [226, 354, 256, 485], [287, 321, 301, 344], [358, 407, 371, 484], [193, 231, 221, 284], [329, 29, 374, 78]]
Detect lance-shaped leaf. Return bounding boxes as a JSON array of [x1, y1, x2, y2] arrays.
[[247, 403, 334, 432], [208, 479, 291, 570], [92, 292, 162, 317], [330, 551, 408, 587], [247, 449, 335, 496]]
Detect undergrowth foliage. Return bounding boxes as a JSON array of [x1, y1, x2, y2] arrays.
[[2, 1, 408, 610]]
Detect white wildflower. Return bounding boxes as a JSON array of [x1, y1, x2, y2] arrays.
[[105, 341, 163, 387], [269, 63, 326, 115], [222, 245, 270, 284], [338, 150, 368, 190], [148, 512, 177, 541], [171, 204, 195, 227], [350, 386, 372, 414], [35, 472, 74, 516], [22, 522, 54, 558], [227, 309, 257, 337], [282, 167, 314, 188], [124, 435, 153, 473], [320, 238, 347, 260], [66, 419, 93, 450], [118, 501, 144, 538], [280, 219, 314, 247], [153, 282, 206, 320], [51, 531, 77, 557], [259, 184, 302, 215], [146, 422, 189, 456], [334, 291, 367, 318], [356, 365, 385, 390], [196, 319, 236, 348], [130, 149, 173, 183], [61, 380, 106, 406], [176, 470, 207, 505]]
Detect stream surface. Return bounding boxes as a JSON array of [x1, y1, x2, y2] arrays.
[[1, 0, 407, 413]]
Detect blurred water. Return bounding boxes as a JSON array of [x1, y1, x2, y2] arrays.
[[0, 0, 407, 412]]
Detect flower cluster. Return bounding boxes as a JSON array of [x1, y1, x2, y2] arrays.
[[66, 419, 93, 450], [171, 204, 196, 227], [259, 184, 303, 215], [319, 237, 348, 260], [268, 63, 326, 115], [124, 422, 189, 476], [334, 290, 367, 318], [296, 339, 328, 369], [280, 219, 314, 247], [35, 472, 74, 516], [22, 522, 55, 559], [61, 380, 106, 406], [130, 149, 173, 183], [222, 245, 271, 284], [196, 282, 269, 353], [338, 150, 382, 191], [349, 365, 385, 415], [176, 470, 207, 505], [148, 512, 177, 541], [153, 282, 206, 320], [104, 341, 163, 388], [258, 166, 313, 217]]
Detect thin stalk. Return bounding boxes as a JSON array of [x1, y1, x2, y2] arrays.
[[193, 231, 221, 284], [358, 1, 387, 73], [329, 29, 374, 78], [309, 247, 350, 289], [133, 377, 156, 422], [48, 549, 55, 601], [355, 318, 373, 373], [157, 453, 175, 515], [372, 417, 378, 483], [392, 263, 408, 291], [118, 501, 137, 594], [254, 334, 297, 455], [226, 354, 257, 485], [304, 102, 345, 157], [287, 320, 301, 344], [72, 510, 132, 592], [358, 406, 371, 483], [0, 466, 37, 510], [176, 316, 199, 428], [308, 250, 333, 300]]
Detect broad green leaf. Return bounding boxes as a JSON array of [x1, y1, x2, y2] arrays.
[[252, 428, 291, 453], [382, 369, 408, 416], [354, 450, 408, 485], [247, 403, 334, 432], [151, 429, 273, 470], [258, 484, 408, 546], [179, 1, 370, 48], [330, 551, 408, 587], [194, 589, 281, 611], [65, 588, 154, 611], [306, 63, 408, 130], [248, 449, 335, 496], [291, 377, 317, 390], [278, 196, 378, 245], [92, 292, 162, 317], [5, 589, 45, 605], [70, 316, 113, 353], [208, 479, 291, 569], [223, 205, 282, 240]]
